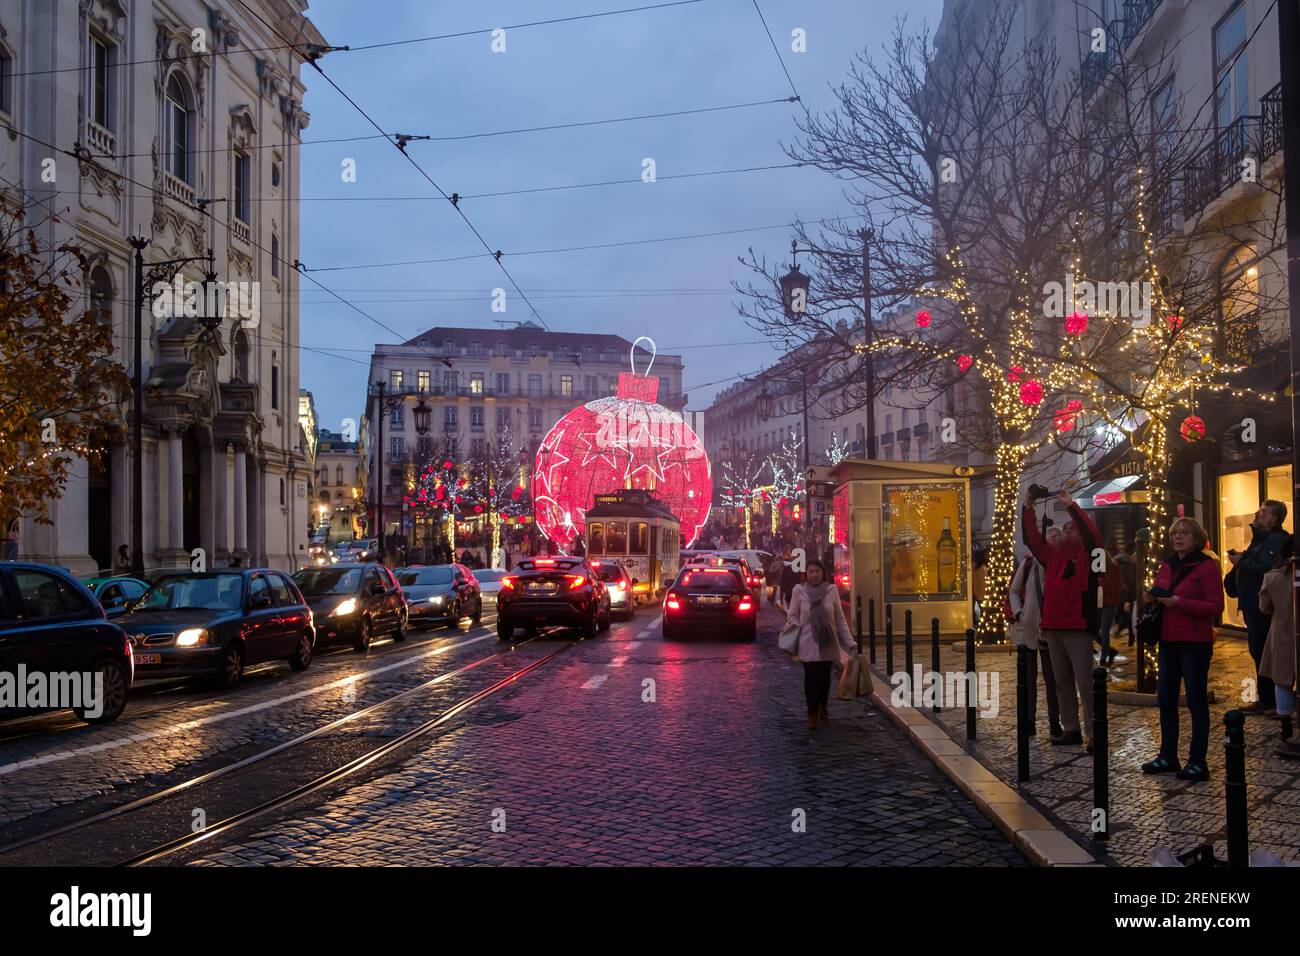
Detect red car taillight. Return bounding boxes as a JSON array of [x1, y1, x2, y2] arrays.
[[665, 593, 682, 611], [501, 576, 518, 590], [737, 597, 754, 612], [565, 574, 586, 590], [614, 580, 627, 592]]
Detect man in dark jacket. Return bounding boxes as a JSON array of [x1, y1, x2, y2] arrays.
[[1022, 489, 1104, 748], [1229, 499, 1288, 713]]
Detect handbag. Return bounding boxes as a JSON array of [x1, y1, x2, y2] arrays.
[[1137, 559, 1201, 644], [837, 652, 874, 699], [777, 620, 800, 655], [1223, 565, 1238, 599]]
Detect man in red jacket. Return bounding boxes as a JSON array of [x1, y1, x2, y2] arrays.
[[1022, 488, 1104, 749]]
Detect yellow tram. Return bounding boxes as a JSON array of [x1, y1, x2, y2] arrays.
[[583, 489, 681, 605]]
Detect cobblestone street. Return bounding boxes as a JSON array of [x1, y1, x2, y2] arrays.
[[177, 604, 1026, 866]]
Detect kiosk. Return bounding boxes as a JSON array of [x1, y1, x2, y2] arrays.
[[828, 459, 983, 636]]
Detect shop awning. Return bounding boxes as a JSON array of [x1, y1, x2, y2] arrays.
[[1073, 474, 1147, 508]]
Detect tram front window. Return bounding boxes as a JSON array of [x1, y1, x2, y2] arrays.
[[606, 521, 627, 554], [629, 522, 648, 555], [588, 522, 604, 554]]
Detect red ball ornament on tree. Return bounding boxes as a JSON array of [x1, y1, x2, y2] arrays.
[[1054, 399, 1083, 431], [1008, 365, 1024, 382], [1065, 311, 1089, 336], [915, 310, 932, 328], [1167, 314, 1184, 330], [473, 504, 483, 514], [956, 354, 973, 372], [1180, 415, 1206, 442], [1019, 379, 1043, 405], [442, 460, 453, 470], [511, 485, 523, 500], [532, 337, 713, 551]]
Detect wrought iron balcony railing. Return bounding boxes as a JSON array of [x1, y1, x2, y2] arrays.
[[1260, 82, 1283, 161], [1217, 309, 1262, 364], [1181, 114, 1260, 219], [1080, 1, 1164, 101]]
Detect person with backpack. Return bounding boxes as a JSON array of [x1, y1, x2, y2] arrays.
[[1021, 488, 1105, 751], [1139, 517, 1224, 782], [1008, 548, 1063, 738]]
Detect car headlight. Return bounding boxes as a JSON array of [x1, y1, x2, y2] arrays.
[[333, 597, 358, 616], [175, 627, 206, 647]]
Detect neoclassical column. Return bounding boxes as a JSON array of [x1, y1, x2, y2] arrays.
[[233, 443, 248, 554], [168, 429, 184, 552]]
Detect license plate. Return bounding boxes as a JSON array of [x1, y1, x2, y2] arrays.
[[134, 652, 162, 665], [696, 595, 726, 605], [527, 583, 556, 594]]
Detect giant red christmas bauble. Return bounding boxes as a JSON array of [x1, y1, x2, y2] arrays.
[[533, 367, 712, 550]]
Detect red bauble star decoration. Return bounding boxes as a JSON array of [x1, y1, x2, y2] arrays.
[[956, 354, 973, 372], [1167, 314, 1184, 330], [533, 366, 712, 550], [1180, 415, 1206, 442], [1008, 365, 1024, 382], [915, 310, 932, 328], [1065, 311, 1089, 335], [1019, 380, 1043, 405]]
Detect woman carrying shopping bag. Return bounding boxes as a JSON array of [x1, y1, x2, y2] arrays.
[[783, 559, 857, 729]]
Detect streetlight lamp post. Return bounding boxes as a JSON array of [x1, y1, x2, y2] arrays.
[[779, 231, 877, 459], [370, 382, 430, 564], [126, 238, 217, 577]]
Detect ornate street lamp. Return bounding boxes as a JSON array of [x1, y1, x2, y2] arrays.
[[413, 392, 432, 436], [779, 240, 811, 320], [757, 384, 774, 422], [198, 261, 225, 332]]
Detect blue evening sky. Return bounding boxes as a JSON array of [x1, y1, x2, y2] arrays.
[[296, 0, 943, 432]]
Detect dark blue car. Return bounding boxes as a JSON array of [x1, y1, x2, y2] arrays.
[[118, 569, 315, 689], [0, 562, 134, 724]]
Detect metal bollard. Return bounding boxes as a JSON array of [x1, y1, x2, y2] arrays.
[[1016, 645, 1030, 782], [930, 618, 941, 713], [904, 609, 914, 687], [1092, 666, 1109, 841], [868, 598, 877, 665], [965, 628, 976, 741], [1224, 710, 1248, 867], [855, 595, 863, 654], [885, 604, 894, 677]]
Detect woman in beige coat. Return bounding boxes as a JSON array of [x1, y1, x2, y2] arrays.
[[1258, 536, 1294, 747], [785, 559, 857, 729]]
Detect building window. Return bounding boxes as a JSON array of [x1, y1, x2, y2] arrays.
[[271, 234, 280, 277], [390, 405, 403, 428], [335, 465, 343, 485], [271, 361, 280, 410], [443, 370, 458, 391], [271, 158, 281, 188], [584, 375, 597, 397], [89, 265, 113, 328], [528, 374, 542, 397], [528, 408, 542, 429], [234, 152, 251, 223], [416, 436, 432, 457], [496, 408, 510, 431], [390, 437, 404, 459], [471, 438, 485, 457], [164, 74, 191, 183], [470, 372, 484, 395], [1214, 2, 1249, 130], [390, 369, 403, 391], [279, 478, 285, 505], [0, 48, 12, 116], [444, 407, 458, 427], [471, 406, 484, 430], [560, 374, 573, 397], [89, 35, 115, 131], [496, 372, 511, 394]]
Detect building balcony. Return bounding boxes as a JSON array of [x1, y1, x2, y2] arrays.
[[1182, 85, 1282, 221], [163, 172, 196, 206], [1260, 82, 1283, 161], [86, 119, 115, 159], [1080, 1, 1165, 102], [231, 217, 251, 246], [1217, 309, 1262, 364]]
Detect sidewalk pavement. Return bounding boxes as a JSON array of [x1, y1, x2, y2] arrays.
[[870, 629, 1298, 866]]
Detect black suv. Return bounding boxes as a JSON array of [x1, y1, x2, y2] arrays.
[[293, 563, 407, 652], [662, 565, 757, 642], [119, 569, 315, 689], [0, 562, 134, 724], [496, 557, 611, 641]]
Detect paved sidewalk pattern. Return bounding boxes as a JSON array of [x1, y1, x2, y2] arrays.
[[888, 631, 1298, 866], [188, 609, 1026, 866]]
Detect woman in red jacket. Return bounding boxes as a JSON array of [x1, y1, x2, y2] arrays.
[[1140, 517, 1224, 782]]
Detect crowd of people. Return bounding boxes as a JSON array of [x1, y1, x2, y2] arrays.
[[1006, 490, 1297, 782]]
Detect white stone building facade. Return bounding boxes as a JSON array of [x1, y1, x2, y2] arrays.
[[3, 0, 325, 573]]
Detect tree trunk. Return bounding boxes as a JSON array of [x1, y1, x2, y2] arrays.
[[978, 442, 1030, 643]]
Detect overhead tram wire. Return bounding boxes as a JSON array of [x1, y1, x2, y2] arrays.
[[0, 121, 457, 373], [231, 0, 552, 332], [8, 0, 702, 79], [751, 0, 803, 106]]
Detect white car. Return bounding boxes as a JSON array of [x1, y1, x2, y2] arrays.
[[471, 568, 509, 606]]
